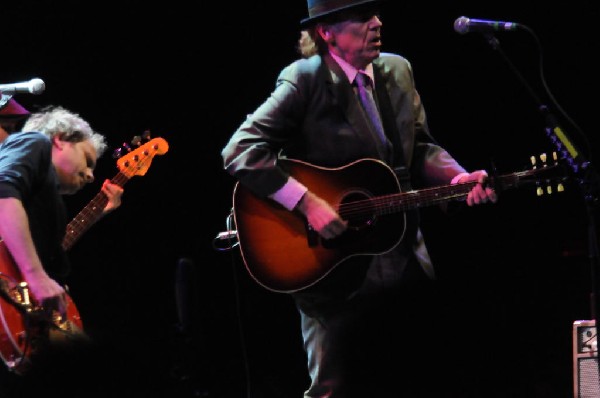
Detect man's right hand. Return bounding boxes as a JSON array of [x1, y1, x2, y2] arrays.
[[296, 191, 347, 240], [22, 269, 67, 319]]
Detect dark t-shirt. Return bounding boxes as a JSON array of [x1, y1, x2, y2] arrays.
[[0, 131, 70, 281]]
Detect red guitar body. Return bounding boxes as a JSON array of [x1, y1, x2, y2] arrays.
[[0, 240, 83, 374]]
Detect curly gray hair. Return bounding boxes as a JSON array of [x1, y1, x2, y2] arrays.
[[22, 105, 107, 157]]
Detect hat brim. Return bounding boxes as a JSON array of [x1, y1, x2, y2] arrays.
[[300, 0, 382, 27], [0, 95, 30, 119]]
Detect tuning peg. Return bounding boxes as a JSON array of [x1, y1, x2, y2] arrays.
[[142, 130, 151, 140], [112, 147, 122, 159], [131, 136, 142, 147], [532, 154, 544, 196], [530, 155, 537, 168], [550, 151, 565, 193], [553, 153, 565, 192], [112, 143, 131, 159]]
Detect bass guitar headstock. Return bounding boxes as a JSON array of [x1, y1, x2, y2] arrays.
[[112, 130, 169, 178]]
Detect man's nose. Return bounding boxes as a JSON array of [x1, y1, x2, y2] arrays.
[[84, 169, 95, 183]]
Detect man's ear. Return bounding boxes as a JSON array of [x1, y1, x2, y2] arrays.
[[51, 135, 64, 149], [317, 25, 332, 43]]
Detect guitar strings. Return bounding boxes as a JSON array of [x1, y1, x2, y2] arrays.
[[336, 166, 550, 219], [337, 181, 478, 219]]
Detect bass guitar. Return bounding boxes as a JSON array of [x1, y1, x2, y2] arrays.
[[0, 136, 169, 374], [232, 156, 566, 293]]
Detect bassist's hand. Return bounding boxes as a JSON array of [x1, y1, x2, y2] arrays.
[[296, 191, 347, 240], [22, 269, 67, 320], [101, 179, 124, 215]]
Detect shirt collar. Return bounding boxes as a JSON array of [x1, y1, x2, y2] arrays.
[[329, 51, 375, 85]]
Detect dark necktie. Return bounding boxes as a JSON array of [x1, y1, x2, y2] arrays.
[[355, 72, 387, 144]]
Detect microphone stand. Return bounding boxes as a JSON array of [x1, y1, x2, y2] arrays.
[[482, 32, 600, 378]]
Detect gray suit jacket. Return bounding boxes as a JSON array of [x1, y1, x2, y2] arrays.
[[222, 52, 466, 197]]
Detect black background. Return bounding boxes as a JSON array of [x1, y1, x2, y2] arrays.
[[2, 1, 599, 397]]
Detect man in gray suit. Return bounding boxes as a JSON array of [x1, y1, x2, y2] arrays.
[[222, 0, 497, 396]]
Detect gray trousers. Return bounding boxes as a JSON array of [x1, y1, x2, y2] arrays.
[[294, 241, 441, 398]]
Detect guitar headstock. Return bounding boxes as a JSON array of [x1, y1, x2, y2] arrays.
[[494, 152, 569, 195], [528, 152, 567, 196], [114, 131, 169, 178]]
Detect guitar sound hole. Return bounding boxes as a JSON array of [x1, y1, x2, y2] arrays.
[[339, 191, 376, 231]]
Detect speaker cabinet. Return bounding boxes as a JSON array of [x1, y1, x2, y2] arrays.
[[574, 320, 600, 398]]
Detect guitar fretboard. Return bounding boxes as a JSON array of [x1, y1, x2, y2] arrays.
[[62, 171, 129, 251]]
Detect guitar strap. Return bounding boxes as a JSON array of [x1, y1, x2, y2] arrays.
[[373, 66, 411, 192]]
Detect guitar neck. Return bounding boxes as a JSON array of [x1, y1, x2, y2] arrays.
[[62, 171, 130, 251], [340, 171, 526, 218]]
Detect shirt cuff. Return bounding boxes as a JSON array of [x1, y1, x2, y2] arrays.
[[451, 172, 470, 185], [268, 177, 308, 211]]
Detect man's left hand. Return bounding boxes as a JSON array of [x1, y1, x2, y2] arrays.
[[457, 170, 498, 206], [101, 179, 124, 214]]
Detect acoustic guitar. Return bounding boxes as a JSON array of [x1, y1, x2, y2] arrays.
[[232, 156, 566, 293], [0, 136, 169, 374]]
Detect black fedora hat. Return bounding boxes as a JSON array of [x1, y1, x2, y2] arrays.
[[301, 0, 383, 26]]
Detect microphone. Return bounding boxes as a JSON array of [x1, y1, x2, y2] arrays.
[[0, 78, 45, 95], [454, 16, 521, 34]]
